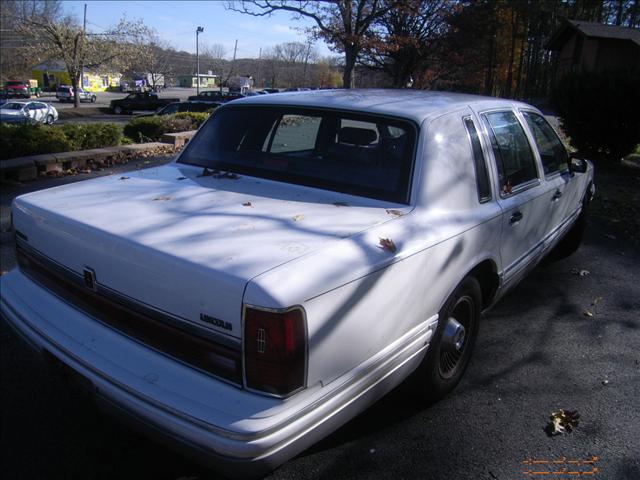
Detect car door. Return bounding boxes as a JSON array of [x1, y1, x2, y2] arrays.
[[34, 102, 47, 122], [25, 102, 40, 123], [480, 109, 554, 288], [520, 110, 582, 244]]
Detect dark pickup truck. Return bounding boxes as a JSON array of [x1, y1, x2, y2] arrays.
[[110, 92, 180, 114]]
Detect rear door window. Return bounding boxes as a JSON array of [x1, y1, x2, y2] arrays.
[[483, 111, 538, 195], [463, 117, 491, 202], [521, 111, 569, 175]]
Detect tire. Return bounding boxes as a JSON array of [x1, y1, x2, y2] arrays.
[[45, 114, 54, 125], [91, 96, 96, 103], [113, 106, 122, 114], [415, 276, 481, 402]]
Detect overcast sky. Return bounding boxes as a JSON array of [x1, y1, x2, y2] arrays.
[[61, 0, 333, 59]]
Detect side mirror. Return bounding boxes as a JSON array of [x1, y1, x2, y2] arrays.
[[569, 154, 588, 174]]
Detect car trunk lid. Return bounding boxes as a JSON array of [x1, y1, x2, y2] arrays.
[[12, 163, 403, 341]]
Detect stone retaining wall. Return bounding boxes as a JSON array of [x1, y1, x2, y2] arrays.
[[0, 130, 197, 183]]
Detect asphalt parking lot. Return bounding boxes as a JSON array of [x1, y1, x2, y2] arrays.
[[0, 159, 638, 480]]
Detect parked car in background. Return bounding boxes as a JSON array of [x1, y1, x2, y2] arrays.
[[56, 86, 97, 103], [261, 88, 280, 94], [139, 101, 218, 117], [1, 90, 594, 478], [110, 92, 179, 114], [4, 80, 31, 98], [0, 101, 58, 124], [187, 90, 244, 103]]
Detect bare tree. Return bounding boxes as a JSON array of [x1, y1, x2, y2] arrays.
[[130, 32, 176, 89], [361, 0, 452, 88], [0, 0, 62, 80], [201, 42, 228, 60], [18, 15, 150, 106], [228, 0, 397, 88]]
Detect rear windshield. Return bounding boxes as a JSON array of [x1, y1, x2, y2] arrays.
[[57, 87, 71, 93], [178, 106, 416, 203]]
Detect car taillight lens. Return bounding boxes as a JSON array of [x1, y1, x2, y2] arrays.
[[244, 306, 306, 396]]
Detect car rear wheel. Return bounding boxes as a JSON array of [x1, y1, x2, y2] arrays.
[[91, 96, 96, 103], [415, 276, 481, 402], [45, 114, 54, 125], [113, 106, 122, 114]]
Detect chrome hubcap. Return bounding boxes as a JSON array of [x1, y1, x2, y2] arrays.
[[438, 295, 474, 379], [443, 317, 466, 352]]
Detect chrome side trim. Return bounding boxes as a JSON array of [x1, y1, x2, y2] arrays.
[[502, 205, 581, 283]]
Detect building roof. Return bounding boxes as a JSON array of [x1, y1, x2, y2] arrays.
[[547, 20, 640, 50], [226, 89, 530, 125], [31, 59, 67, 72]]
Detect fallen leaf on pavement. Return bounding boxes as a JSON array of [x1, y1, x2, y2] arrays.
[[119, 176, 130, 180], [570, 268, 590, 276], [546, 409, 580, 436], [176, 176, 187, 180], [152, 195, 172, 202], [292, 214, 304, 222], [583, 296, 603, 317], [243, 202, 252, 207], [379, 238, 397, 253]]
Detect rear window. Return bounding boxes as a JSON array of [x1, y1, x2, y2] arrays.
[[57, 87, 71, 93], [179, 106, 416, 203]]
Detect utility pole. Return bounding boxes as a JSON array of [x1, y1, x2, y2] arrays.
[[303, 40, 312, 86], [76, 3, 87, 107], [225, 39, 238, 89], [257, 47, 262, 88], [196, 26, 204, 95]]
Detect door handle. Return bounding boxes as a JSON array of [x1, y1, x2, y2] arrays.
[[552, 190, 563, 201], [510, 211, 523, 225]]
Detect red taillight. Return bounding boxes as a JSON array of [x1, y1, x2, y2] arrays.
[[244, 306, 306, 396]]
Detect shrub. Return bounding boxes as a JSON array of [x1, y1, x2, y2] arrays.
[[123, 114, 204, 142], [551, 70, 640, 160], [175, 111, 209, 127], [123, 116, 166, 142], [0, 123, 123, 160], [61, 123, 122, 150], [0, 124, 74, 159]]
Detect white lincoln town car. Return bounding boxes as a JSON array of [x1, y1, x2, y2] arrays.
[[1, 90, 594, 477]]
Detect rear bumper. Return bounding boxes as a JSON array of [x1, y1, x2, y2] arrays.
[[1, 268, 435, 478]]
